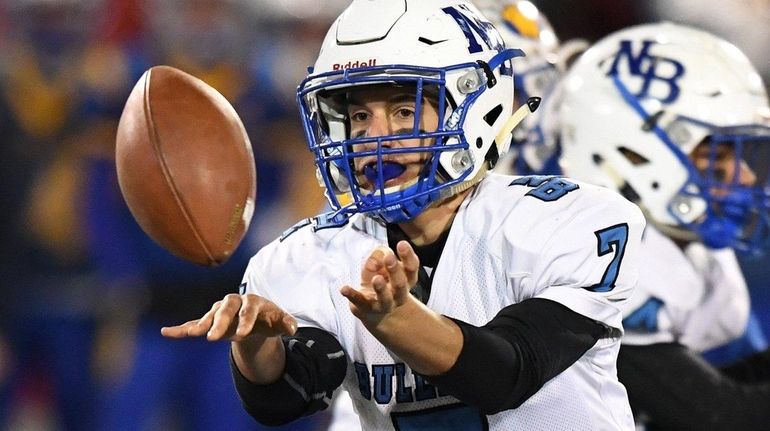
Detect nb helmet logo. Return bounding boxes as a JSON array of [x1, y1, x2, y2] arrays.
[[607, 40, 685, 104]]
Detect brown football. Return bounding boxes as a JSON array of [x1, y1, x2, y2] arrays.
[[115, 65, 256, 266]]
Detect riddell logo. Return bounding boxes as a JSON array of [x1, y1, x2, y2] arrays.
[[332, 59, 377, 71]]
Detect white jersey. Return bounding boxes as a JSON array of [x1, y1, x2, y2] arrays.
[[242, 173, 645, 431], [329, 389, 362, 431], [620, 225, 750, 352]]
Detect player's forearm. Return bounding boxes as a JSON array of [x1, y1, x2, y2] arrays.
[[720, 348, 770, 382], [230, 327, 347, 426], [231, 335, 286, 384], [429, 298, 608, 414], [364, 296, 463, 376]]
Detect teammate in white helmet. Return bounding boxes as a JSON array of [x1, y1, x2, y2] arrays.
[[476, 0, 587, 176], [162, 1, 645, 430], [558, 22, 770, 429]]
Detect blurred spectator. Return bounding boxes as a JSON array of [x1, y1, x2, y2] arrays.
[[83, 1, 327, 430], [0, 1, 112, 429], [534, 0, 646, 44], [645, 0, 770, 83]]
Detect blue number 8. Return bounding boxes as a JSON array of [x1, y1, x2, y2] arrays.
[[588, 223, 629, 292], [510, 175, 579, 202]]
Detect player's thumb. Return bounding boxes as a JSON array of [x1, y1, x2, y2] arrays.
[[281, 314, 298, 336]]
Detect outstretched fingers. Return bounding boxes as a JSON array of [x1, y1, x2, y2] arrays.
[[397, 240, 420, 287], [162, 294, 298, 341], [254, 299, 298, 337], [382, 251, 410, 302], [372, 273, 395, 309], [207, 294, 243, 340], [234, 294, 262, 339], [341, 284, 370, 307], [361, 246, 390, 286], [161, 301, 222, 339]]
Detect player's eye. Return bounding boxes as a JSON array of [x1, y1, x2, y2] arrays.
[[350, 111, 369, 122], [394, 107, 415, 120]]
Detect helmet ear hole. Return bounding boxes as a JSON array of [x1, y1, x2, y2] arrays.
[[483, 104, 503, 126]]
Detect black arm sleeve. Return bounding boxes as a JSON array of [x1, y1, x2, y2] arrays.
[[720, 348, 770, 383], [427, 298, 611, 414], [230, 327, 347, 426], [617, 343, 770, 431]]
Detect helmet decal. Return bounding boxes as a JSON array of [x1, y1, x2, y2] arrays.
[[607, 40, 686, 104], [442, 5, 505, 54]]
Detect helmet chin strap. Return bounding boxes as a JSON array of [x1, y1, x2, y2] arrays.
[[495, 97, 541, 150], [435, 98, 542, 207], [421, 96, 544, 209], [439, 163, 489, 203]]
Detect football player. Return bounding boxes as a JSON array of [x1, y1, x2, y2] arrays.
[[558, 22, 770, 429], [326, 4, 574, 426], [162, 1, 645, 429]]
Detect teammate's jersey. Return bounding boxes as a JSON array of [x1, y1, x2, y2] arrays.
[[620, 225, 750, 352], [242, 173, 645, 431]]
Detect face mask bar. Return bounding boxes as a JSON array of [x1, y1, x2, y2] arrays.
[[612, 74, 770, 253], [297, 49, 520, 226], [299, 68, 463, 224], [677, 121, 770, 252]]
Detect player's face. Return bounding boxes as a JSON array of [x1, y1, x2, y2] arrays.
[[346, 85, 440, 191], [691, 139, 757, 195]]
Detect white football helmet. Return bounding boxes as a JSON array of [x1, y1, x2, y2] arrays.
[[298, 0, 522, 225], [559, 22, 770, 252]]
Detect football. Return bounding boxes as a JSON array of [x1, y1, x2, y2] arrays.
[[115, 65, 256, 266]]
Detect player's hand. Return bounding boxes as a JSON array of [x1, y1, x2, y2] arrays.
[[160, 293, 297, 342], [341, 241, 420, 327]]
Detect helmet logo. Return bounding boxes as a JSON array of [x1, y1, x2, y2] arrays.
[[442, 5, 504, 54], [607, 40, 685, 104], [332, 58, 377, 71]]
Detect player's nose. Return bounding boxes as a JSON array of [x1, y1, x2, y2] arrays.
[[738, 160, 757, 187], [364, 112, 391, 138]]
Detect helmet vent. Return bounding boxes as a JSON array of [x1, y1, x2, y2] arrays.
[[418, 37, 447, 46], [483, 104, 503, 126], [620, 182, 641, 204], [618, 146, 649, 165]]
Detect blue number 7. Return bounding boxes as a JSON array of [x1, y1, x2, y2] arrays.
[[588, 223, 629, 292]]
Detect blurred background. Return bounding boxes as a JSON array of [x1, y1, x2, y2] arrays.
[[0, 0, 767, 430]]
